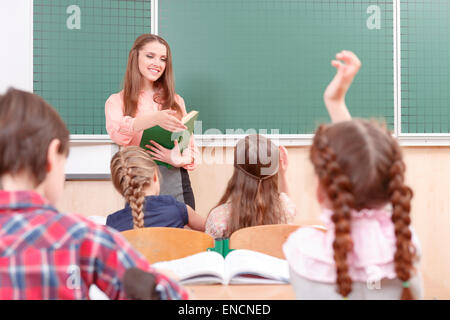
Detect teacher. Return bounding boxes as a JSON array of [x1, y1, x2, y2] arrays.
[[105, 34, 199, 209]]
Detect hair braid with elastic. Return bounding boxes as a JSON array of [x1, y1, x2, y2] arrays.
[[310, 120, 417, 299], [125, 170, 146, 229], [388, 138, 415, 299], [311, 125, 355, 298]]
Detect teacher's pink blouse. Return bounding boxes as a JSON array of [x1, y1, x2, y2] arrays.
[[105, 90, 200, 170]]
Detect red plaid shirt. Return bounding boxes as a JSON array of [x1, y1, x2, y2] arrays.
[[0, 190, 189, 300]]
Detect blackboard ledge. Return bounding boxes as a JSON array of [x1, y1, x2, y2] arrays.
[[68, 134, 450, 147], [66, 174, 111, 180]]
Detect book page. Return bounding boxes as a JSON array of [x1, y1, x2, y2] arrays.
[[223, 249, 290, 284], [182, 110, 198, 123], [152, 251, 225, 285], [178, 110, 198, 151]]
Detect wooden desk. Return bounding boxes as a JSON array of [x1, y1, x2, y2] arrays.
[[185, 284, 295, 300]]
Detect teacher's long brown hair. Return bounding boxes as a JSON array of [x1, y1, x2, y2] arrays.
[[310, 119, 415, 299], [122, 34, 181, 118]]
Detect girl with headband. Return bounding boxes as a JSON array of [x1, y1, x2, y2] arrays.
[[205, 134, 297, 238]]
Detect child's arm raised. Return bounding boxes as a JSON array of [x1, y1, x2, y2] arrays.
[[186, 205, 206, 232], [278, 146, 291, 199], [323, 50, 361, 123]]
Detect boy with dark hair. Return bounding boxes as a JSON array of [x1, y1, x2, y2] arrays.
[[0, 88, 187, 300]]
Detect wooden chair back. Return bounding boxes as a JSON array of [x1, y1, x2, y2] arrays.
[[229, 224, 326, 259], [121, 227, 215, 264]]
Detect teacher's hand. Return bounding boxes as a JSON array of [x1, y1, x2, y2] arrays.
[[155, 110, 187, 132], [145, 140, 186, 167]]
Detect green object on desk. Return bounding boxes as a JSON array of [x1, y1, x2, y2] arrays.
[[207, 238, 235, 258]]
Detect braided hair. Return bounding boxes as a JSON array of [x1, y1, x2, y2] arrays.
[[110, 146, 159, 229], [310, 119, 415, 299], [389, 139, 415, 299]]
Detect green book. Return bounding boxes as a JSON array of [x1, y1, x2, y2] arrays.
[[139, 110, 199, 169], [207, 238, 235, 258]]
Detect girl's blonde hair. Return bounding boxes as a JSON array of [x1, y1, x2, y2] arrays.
[[110, 146, 159, 229], [310, 119, 415, 300]]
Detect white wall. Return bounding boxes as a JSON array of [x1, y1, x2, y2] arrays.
[[0, 0, 33, 93]]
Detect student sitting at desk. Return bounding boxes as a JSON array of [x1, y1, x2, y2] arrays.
[[205, 134, 297, 238], [106, 146, 205, 232], [283, 51, 423, 300], [0, 88, 187, 300]]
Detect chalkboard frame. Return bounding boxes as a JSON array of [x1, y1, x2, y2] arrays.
[[27, 0, 450, 179], [59, 0, 450, 146]]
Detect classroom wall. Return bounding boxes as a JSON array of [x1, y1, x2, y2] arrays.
[[0, 0, 33, 93], [57, 146, 450, 300], [3, 0, 448, 300]]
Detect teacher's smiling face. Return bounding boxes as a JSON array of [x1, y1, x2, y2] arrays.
[[138, 41, 167, 83]]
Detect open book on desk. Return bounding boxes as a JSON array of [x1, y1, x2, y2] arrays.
[[152, 249, 289, 285]]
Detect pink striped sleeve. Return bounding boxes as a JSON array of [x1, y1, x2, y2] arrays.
[[105, 93, 137, 146]]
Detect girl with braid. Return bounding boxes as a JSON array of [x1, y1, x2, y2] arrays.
[[106, 146, 205, 232], [283, 51, 423, 299]]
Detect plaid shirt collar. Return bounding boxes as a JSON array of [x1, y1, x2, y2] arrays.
[[0, 190, 58, 214]]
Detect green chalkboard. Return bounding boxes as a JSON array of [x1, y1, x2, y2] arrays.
[[33, 0, 151, 134], [400, 0, 450, 134], [159, 0, 394, 134]]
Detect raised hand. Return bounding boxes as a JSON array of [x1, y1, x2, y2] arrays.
[[278, 145, 292, 198], [323, 50, 361, 122], [279, 145, 289, 175]]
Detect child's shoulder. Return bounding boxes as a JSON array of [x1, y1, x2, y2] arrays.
[[145, 195, 188, 216], [205, 203, 232, 238], [206, 202, 231, 222], [145, 194, 180, 206], [50, 211, 121, 246], [105, 207, 129, 229], [283, 226, 331, 262]]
